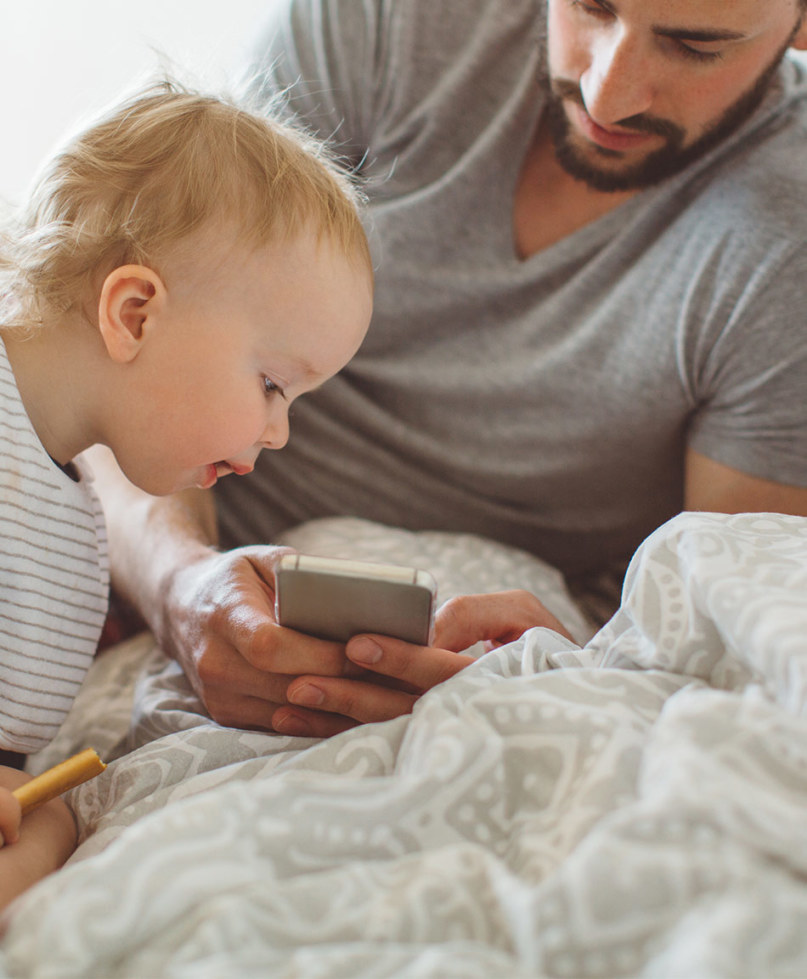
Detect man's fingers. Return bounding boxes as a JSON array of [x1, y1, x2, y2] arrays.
[[191, 627, 370, 732], [285, 674, 418, 725], [432, 593, 518, 649], [236, 619, 359, 678], [345, 635, 474, 691], [203, 691, 354, 738], [272, 704, 359, 738], [434, 591, 573, 649], [283, 633, 476, 725]]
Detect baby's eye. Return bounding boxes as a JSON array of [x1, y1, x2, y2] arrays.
[[262, 376, 282, 398]]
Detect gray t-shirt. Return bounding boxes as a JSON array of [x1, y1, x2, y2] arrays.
[[217, 0, 807, 614]]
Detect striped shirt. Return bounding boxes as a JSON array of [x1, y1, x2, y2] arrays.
[[0, 336, 109, 752]]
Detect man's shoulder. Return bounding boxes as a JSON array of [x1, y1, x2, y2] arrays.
[[382, 0, 542, 74], [678, 60, 807, 246], [748, 54, 807, 174]]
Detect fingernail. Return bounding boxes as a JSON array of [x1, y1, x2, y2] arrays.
[[288, 682, 325, 707], [348, 637, 382, 664], [273, 711, 313, 737]]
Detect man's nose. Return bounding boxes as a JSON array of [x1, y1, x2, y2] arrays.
[[581, 30, 654, 126]]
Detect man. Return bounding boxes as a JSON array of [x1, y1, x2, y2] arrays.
[[92, 0, 807, 737]]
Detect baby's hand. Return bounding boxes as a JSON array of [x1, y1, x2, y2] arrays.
[[0, 787, 22, 846]]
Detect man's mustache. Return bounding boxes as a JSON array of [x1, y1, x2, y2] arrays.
[[550, 78, 685, 145]]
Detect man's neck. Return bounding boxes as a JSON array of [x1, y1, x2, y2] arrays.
[[513, 119, 638, 259]]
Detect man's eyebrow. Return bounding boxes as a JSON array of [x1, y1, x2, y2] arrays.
[[652, 26, 746, 43]]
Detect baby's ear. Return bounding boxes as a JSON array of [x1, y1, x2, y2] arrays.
[[97, 265, 165, 363]]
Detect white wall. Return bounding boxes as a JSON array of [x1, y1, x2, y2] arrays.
[[0, 0, 274, 205], [3, 7, 805, 208]]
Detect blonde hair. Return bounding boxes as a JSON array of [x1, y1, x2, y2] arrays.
[[0, 77, 371, 333]]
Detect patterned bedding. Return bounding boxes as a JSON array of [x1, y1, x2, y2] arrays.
[[1, 511, 805, 978]]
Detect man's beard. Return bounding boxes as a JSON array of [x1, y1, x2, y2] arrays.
[[545, 37, 794, 193]]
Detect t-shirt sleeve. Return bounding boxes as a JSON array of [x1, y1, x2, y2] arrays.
[[686, 242, 807, 487]]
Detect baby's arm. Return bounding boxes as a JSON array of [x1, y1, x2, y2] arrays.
[[0, 766, 77, 912]]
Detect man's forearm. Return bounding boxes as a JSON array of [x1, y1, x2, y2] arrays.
[[685, 449, 807, 517], [83, 446, 218, 640]]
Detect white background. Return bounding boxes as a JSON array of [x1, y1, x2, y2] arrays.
[[2, 6, 805, 208], [0, 0, 274, 205]]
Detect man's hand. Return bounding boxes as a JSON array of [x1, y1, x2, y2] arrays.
[[86, 447, 575, 738], [86, 446, 378, 738], [159, 544, 378, 737], [283, 589, 573, 728], [432, 588, 574, 650]]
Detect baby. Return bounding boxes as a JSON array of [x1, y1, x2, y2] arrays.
[[0, 77, 373, 908]]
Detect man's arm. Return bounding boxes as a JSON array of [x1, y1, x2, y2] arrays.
[[85, 446, 358, 736], [89, 440, 573, 735], [685, 448, 807, 516], [85, 446, 218, 637], [283, 454, 807, 728]]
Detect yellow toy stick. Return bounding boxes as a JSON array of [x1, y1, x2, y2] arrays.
[[12, 748, 107, 815]]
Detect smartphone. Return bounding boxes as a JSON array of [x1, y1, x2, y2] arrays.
[[275, 553, 437, 644]]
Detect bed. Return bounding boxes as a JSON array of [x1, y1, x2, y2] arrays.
[[0, 509, 805, 978]]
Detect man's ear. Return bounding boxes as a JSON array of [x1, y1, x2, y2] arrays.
[[97, 265, 166, 363]]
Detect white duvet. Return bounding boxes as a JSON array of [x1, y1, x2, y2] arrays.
[[1, 511, 806, 978]]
